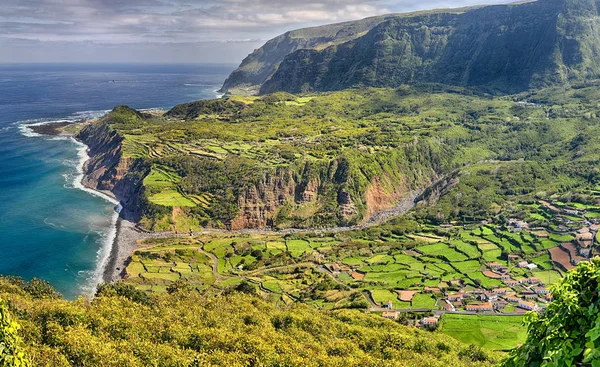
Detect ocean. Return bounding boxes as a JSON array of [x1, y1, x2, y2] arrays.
[[0, 63, 232, 299]]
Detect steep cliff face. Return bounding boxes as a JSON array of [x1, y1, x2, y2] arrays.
[[260, 0, 600, 95], [228, 163, 427, 230], [77, 122, 148, 222], [219, 13, 420, 94]]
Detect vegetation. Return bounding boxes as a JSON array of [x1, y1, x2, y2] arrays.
[[0, 277, 500, 367], [260, 0, 600, 95], [439, 314, 527, 351], [502, 259, 600, 366]]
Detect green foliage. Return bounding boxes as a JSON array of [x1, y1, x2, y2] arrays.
[[502, 258, 600, 366], [0, 278, 501, 367], [260, 0, 600, 95], [96, 283, 152, 306], [0, 299, 29, 367]]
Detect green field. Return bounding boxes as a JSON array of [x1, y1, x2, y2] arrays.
[[439, 314, 527, 351]]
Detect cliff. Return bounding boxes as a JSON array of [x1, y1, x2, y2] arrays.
[[76, 115, 148, 222], [221, 0, 600, 95]]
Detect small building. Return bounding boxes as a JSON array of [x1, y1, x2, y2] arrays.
[[518, 300, 537, 311], [493, 288, 508, 295], [442, 300, 455, 312], [382, 311, 399, 320], [330, 263, 341, 272], [545, 293, 553, 301], [504, 279, 519, 287], [466, 302, 493, 312], [565, 209, 579, 216], [422, 317, 439, 326], [508, 254, 519, 261], [517, 261, 529, 268], [526, 263, 538, 270], [385, 300, 393, 309], [523, 292, 537, 300], [447, 294, 464, 302], [534, 287, 549, 295], [350, 271, 365, 281], [500, 274, 512, 280], [489, 262, 503, 269], [505, 296, 520, 303]]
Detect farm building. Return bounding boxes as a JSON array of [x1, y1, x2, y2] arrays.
[[505, 296, 520, 303], [349, 271, 365, 281], [447, 294, 464, 302], [466, 302, 493, 312], [518, 301, 537, 311], [421, 317, 439, 326], [382, 311, 399, 320], [489, 262, 503, 269]]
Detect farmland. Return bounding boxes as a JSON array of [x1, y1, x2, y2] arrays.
[[439, 314, 527, 351]]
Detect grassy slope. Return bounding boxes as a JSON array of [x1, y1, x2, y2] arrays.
[[0, 278, 500, 367]]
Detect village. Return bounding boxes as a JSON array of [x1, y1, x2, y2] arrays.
[[324, 198, 599, 327]]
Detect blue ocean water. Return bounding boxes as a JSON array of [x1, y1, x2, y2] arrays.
[[0, 63, 232, 299]]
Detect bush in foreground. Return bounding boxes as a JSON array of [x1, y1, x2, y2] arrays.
[[0, 278, 499, 367], [502, 258, 600, 366]]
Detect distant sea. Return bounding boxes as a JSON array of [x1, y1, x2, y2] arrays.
[[0, 63, 233, 299]]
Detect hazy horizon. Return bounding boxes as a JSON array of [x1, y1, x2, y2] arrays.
[[2, 0, 517, 64]]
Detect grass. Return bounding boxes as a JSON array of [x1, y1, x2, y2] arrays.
[[439, 314, 526, 351], [370, 289, 400, 308], [411, 293, 438, 309]]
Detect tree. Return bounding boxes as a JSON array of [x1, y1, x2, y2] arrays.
[[0, 299, 29, 367], [502, 258, 600, 366]]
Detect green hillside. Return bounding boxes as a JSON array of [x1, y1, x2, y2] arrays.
[[258, 0, 600, 95], [0, 278, 499, 367]]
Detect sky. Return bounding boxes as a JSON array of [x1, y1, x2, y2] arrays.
[[1, 0, 518, 64]]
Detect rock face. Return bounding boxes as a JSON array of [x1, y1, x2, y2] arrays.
[[221, 0, 600, 95], [219, 13, 406, 94], [77, 122, 148, 222]]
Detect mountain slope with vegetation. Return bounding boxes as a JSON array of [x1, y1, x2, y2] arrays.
[[221, 0, 600, 95], [219, 6, 482, 95], [0, 278, 499, 367], [76, 82, 600, 231]]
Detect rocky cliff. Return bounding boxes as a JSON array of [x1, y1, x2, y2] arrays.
[[221, 0, 600, 95], [77, 121, 148, 222]]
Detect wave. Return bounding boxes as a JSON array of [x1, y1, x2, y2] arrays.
[[19, 110, 120, 297], [70, 138, 119, 296]]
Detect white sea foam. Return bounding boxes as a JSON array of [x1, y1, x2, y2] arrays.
[[18, 109, 120, 297], [70, 138, 119, 295]]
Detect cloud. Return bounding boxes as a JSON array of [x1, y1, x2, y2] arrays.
[[0, 0, 518, 62]]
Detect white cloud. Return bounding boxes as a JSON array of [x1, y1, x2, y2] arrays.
[[0, 0, 518, 62]]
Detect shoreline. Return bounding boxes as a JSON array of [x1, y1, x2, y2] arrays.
[[28, 120, 424, 287], [28, 120, 144, 286]]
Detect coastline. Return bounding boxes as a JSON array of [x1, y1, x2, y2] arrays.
[[29, 120, 424, 287], [30, 120, 145, 286]]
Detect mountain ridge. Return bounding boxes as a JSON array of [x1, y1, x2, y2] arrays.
[[221, 0, 600, 95]]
